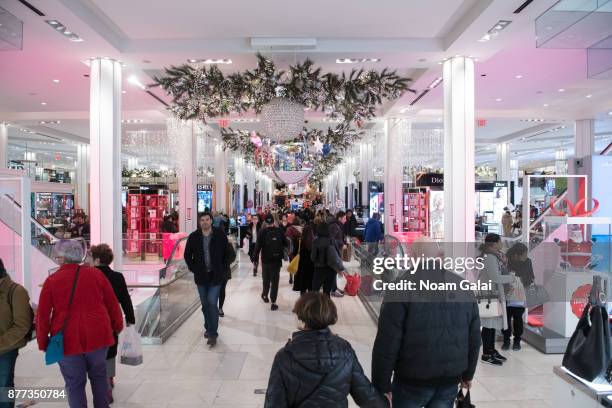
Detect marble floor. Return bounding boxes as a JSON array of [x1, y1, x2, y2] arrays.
[[15, 249, 560, 407]]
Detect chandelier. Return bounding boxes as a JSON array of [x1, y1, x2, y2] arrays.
[[260, 97, 305, 142]]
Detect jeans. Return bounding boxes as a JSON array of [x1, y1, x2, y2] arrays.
[[0, 349, 18, 408], [312, 267, 335, 296], [392, 381, 458, 408], [197, 283, 222, 337], [58, 347, 109, 408], [262, 263, 281, 303], [502, 306, 525, 343]]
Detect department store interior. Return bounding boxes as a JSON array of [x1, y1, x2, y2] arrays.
[[1, 0, 612, 407]]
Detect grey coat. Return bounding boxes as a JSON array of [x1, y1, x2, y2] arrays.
[[479, 254, 514, 330]]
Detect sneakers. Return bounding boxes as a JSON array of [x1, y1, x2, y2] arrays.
[[207, 337, 217, 347], [491, 349, 507, 361], [271, 303, 278, 311], [331, 290, 344, 298], [218, 308, 225, 317], [481, 354, 503, 366], [261, 294, 270, 303], [513, 342, 522, 351]]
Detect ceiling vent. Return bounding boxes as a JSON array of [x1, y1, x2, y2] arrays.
[[250, 37, 317, 50]]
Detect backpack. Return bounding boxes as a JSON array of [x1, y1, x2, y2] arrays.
[[262, 228, 285, 262], [8, 283, 35, 343]]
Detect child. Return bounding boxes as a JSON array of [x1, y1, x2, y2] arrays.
[[503, 243, 533, 351]]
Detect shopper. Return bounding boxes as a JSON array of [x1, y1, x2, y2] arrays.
[[502, 243, 533, 351], [218, 239, 237, 317], [253, 214, 287, 311], [246, 214, 262, 276], [0, 258, 34, 408], [184, 212, 231, 347], [501, 209, 514, 237], [285, 216, 303, 285], [69, 213, 90, 239], [161, 215, 178, 233], [311, 222, 346, 296], [343, 209, 358, 238], [90, 244, 135, 403], [372, 237, 481, 408], [328, 211, 348, 297], [265, 292, 388, 408], [37, 240, 123, 408], [293, 210, 316, 295], [280, 212, 290, 235], [479, 233, 514, 366], [364, 212, 384, 257]]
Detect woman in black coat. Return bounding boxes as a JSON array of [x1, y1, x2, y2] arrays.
[[91, 244, 135, 404], [292, 213, 315, 294], [265, 292, 388, 408]]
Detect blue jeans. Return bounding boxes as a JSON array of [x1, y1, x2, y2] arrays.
[[58, 347, 109, 408], [0, 349, 18, 408], [392, 381, 458, 408], [197, 283, 222, 337]]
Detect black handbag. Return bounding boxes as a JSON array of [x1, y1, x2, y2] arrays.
[[562, 304, 611, 382], [456, 389, 475, 408]]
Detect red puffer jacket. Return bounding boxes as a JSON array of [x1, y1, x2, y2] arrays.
[[36, 264, 123, 356]]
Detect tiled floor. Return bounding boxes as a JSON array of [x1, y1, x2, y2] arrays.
[[15, 249, 560, 407]]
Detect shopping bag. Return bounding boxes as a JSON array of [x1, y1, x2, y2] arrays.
[[562, 304, 611, 381], [456, 389, 475, 408], [287, 254, 300, 274], [336, 273, 347, 291], [525, 284, 550, 308], [344, 272, 361, 296], [119, 326, 143, 366]]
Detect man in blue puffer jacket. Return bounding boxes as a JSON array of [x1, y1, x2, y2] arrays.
[[364, 213, 384, 256]]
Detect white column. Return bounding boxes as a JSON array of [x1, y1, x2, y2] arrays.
[[89, 58, 123, 270], [0, 123, 8, 168], [170, 119, 197, 232], [443, 56, 475, 242], [359, 143, 368, 207], [215, 144, 227, 212], [510, 159, 520, 204], [496, 142, 511, 181], [384, 119, 405, 233], [555, 148, 568, 175], [234, 156, 244, 213], [575, 119, 595, 159], [76, 144, 90, 212]]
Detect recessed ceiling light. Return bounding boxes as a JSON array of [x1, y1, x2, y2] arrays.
[[128, 76, 146, 90], [515, 74, 523, 79], [52, 79, 60, 83], [586, 94, 592, 98], [495, 98, 503, 102], [45, 20, 83, 42], [187, 59, 198, 63], [558, 88, 565, 92], [41, 102, 47, 105], [121, 90, 127, 94], [543, 104, 549, 107], [608, 111, 612, 116], [427, 77, 443, 89]]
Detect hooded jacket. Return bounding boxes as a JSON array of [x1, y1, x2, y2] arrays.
[[265, 329, 387, 408], [0, 276, 33, 354]]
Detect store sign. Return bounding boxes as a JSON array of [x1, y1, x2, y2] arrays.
[[570, 284, 592, 318], [494, 181, 507, 188], [476, 118, 487, 127], [197, 184, 212, 191], [416, 173, 443, 188]]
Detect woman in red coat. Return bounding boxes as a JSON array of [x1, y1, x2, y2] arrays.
[[37, 240, 123, 408]]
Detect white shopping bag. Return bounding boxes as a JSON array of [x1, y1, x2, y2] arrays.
[[336, 273, 347, 291], [119, 326, 143, 366]]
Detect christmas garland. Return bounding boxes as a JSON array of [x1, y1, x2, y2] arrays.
[[155, 53, 413, 125]]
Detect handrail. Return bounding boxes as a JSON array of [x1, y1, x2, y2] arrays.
[[127, 268, 189, 289], [2, 193, 60, 243]]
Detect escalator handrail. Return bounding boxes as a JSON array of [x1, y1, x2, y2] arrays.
[[2, 193, 60, 244]]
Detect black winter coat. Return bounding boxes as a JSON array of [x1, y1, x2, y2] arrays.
[[97, 265, 135, 359], [311, 237, 344, 272], [184, 228, 230, 286], [265, 329, 388, 408], [371, 268, 481, 393]]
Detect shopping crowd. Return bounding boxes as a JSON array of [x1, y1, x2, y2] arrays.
[[1, 203, 535, 407]]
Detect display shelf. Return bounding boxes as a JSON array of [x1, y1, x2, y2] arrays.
[[126, 193, 168, 257], [402, 187, 429, 235]]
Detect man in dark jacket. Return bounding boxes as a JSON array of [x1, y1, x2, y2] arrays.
[[364, 213, 384, 257], [311, 222, 346, 296], [253, 214, 287, 311], [328, 211, 347, 297], [184, 212, 230, 347], [371, 238, 481, 407]]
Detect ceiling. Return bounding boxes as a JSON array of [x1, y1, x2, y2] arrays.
[[0, 0, 611, 172]]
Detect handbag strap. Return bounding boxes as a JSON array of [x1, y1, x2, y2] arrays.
[[60, 266, 80, 334]]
